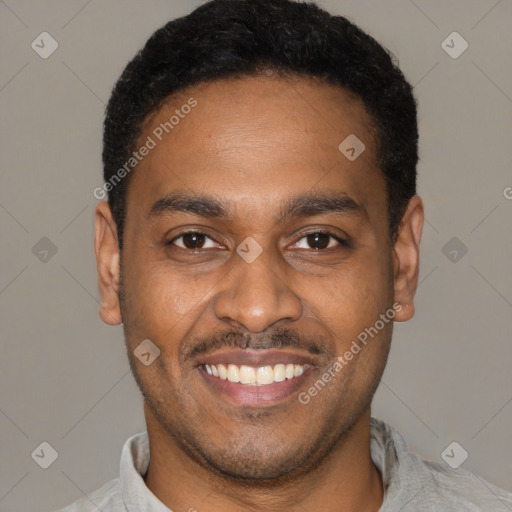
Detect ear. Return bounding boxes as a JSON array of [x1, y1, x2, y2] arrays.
[[392, 195, 424, 322], [94, 201, 122, 325]]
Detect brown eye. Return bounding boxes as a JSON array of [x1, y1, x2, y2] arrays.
[[169, 231, 217, 250], [306, 232, 330, 249], [293, 231, 347, 250]]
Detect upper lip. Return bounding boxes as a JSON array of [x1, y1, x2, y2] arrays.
[[195, 348, 319, 368]]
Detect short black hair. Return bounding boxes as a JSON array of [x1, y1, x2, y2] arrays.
[[103, 0, 418, 249]]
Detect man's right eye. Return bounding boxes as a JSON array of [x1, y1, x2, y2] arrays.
[[168, 231, 219, 250]]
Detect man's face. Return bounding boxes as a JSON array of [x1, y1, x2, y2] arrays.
[[98, 75, 415, 480]]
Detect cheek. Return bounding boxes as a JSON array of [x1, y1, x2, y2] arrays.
[[127, 258, 210, 319], [122, 262, 218, 371], [312, 256, 392, 337]]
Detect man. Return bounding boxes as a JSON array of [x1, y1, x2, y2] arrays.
[[58, 0, 512, 510]]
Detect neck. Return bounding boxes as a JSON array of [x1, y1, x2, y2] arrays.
[[143, 406, 383, 512]]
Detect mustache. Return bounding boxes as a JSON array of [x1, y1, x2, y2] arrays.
[[181, 327, 334, 363]]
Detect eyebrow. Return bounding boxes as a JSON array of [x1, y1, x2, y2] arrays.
[[147, 191, 363, 221]]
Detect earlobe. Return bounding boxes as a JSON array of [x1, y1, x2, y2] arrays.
[[94, 201, 123, 326], [392, 195, 424, 322]]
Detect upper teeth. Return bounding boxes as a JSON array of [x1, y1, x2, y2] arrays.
[[204, 363, 305, 385]]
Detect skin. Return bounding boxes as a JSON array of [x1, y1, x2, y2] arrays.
[[95, 73, 423, 512]]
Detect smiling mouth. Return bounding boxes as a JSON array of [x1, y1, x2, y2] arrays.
[[202, 363, 312, 385], [195, 348, 320, 405]]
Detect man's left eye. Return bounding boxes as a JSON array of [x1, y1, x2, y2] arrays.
[[292, 231, 347, 250]]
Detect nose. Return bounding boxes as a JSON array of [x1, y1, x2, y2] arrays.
[[212, 250, 302, 333]]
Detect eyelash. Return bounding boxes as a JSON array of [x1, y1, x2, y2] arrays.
[[167, 230, 349, 251]]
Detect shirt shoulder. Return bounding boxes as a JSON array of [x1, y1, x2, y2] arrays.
[[52, 477, 126, 512], [409, 451, 512, 511], [370, 417, 512, 511]]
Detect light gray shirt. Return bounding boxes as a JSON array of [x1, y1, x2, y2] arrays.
[[55, 417, 512, 511]]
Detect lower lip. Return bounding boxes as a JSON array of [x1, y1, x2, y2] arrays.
[[199, 366, 315, 406]]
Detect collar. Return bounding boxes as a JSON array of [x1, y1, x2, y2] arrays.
[[118, 417, 421, 511]]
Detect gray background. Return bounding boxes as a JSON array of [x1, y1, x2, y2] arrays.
[[0, 0, 511, 510]]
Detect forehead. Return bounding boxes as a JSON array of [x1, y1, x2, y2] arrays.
[[125, 74, 385, 226]]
